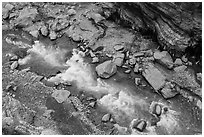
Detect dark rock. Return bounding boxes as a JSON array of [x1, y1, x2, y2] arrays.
[[96, 60, 117, 78], [102, 113, 111, 122], [51, 90, 71, 103]]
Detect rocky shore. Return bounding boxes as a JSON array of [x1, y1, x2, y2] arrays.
[[2, 2, 202, 135]]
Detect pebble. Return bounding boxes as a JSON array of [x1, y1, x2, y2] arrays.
[[10, 55, 18, 61], [89, 102, 96, 108], [134, 78, 141, 86], [29, 30, 39, 38], [92, 57, 99, 63], [41, 26, 48, 36], [133, 52, 144, 57], [134, 63, 139, 73], [197, 100, 202, 109], [102, 113, 111, 122], [10, 61, 18, 70], [49, 31, 57, 40]]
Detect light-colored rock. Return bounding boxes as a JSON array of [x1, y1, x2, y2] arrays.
[[142, 62, 166, 91], [96, 60, 117, 78], [102, 113, 111, 122], [92, 57, 99, 63], [67, 9, 76, 16], [134, 63, 139, 73], [174, 58, 182, 66], [173, 65, 187, 72], [10, 61, 18, 70], [29, 30, 39, 38], [51, 90, 71, 103], [49, 31, 57, 40], [181, 55, 188, 63], [124, 69, 131, 74], [132, 120, 147, 132], [41, 26, 48, 36], [135, 78, 141, 85], [5, 3, 14, 11], [133, 52, 144, 57], [160, 82, 178, 99], [196, 100, 202, 109], [114, 45, 124, 51]]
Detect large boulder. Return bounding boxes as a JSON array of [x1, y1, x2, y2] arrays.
[[96, 60, 117, 78]]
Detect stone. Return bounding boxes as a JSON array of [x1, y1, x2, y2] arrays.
[[10, 55, 18, 61], [133, 52, 144, 57], [160, 82, 179, 99], [181, 55, 188, 63], [129, 57, 136, 65], [29, 30, 39, 38], [51, 90, 71, 103], [96, 60, 117, 78], [92, 57, 99, 63], [135, 78, 141, 86], [5, 3, 14, 11], [2, 8, 9, 19], [174, 58, 183, 66], [133, 120, 147, 132], [67, 9, 76, 16], [10, 61, 18, 70], [49, 31, 57, 40], [124, 69, 131, 74], [41, 26, 48, 36], [196, 73, 202, 82], [114, 45, 124, 51], [89, 50, 96, 57], [173, 65, 187, 72], [153, 51, 173, 69], [102, 113, 111, 122], [142, 62, 166, 91], [89, 102, 96, 108], [155, 104, 162, 116], [134, 63, 139, 73], [196, 100, 202, 109], [114, 58, 123, 66]]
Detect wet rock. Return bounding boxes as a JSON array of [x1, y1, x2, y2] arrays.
[[132, 120, 147, 132], [153, 51, 173, 69], [40, 26, 48, 36], [142, 62, 166, 91], [114, 45, 124, 51], [96, 60, 117, 78], [49, 31, 57, 40], [10, 61, 18, 70], [51, 89, 71, 103], [174, 58, 183, 66], [173, 65, 187, 72], [67, 9, 76, 16], [160, 82, 179, 99], [102, 113, 111, 122]]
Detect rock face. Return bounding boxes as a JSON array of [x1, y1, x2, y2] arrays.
[[96, 60, 117, 78], [51, 90, 71, 103], [142, 62, 166, 91]]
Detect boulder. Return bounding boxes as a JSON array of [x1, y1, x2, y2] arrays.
[[96, 60, 117, 78], [142, 62, 166, 91], [51, 90, 71, 103], [153, 51, 173, 69]]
